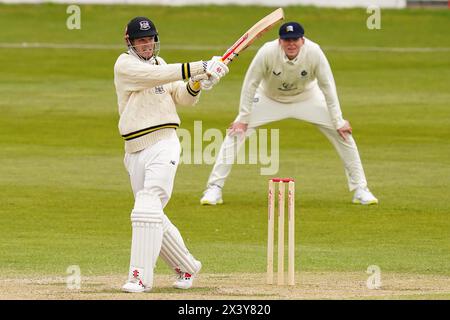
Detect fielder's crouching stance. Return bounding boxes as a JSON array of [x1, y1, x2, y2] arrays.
[[201, 22, 378, 206], [114, 16, 228, 293]]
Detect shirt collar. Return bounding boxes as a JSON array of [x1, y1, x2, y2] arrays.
[[282, 54, 299, 64]]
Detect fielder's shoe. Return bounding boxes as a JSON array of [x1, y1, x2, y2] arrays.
[[122, 278, 152, 293], [352, 187, 378, 205], [200, 185, 223, 205], [173, 261, 202, 290]]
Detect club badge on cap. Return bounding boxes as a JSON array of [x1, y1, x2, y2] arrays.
[[279, 22, 305, 39]]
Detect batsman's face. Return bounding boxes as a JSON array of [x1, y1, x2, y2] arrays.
[[132, 36, 155, 59], [279, 37, 304, 60]]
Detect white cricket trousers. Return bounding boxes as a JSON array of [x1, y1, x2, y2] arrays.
[[207, 86, 368, 191], [124, 130, 200, 276], [124, 130, 181, 206]]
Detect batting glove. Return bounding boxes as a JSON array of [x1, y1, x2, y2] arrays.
[[206, 56, 229, 79], [200, 56, 229, 90]]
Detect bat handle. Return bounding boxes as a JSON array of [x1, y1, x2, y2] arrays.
[[221, 52, 236, 66]]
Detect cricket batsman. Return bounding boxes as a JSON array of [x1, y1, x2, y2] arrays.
[[200, 22, 378, 206], [114, 16, 228, 293]]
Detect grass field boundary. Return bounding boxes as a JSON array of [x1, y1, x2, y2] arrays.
[[1, 42, 450, 52]]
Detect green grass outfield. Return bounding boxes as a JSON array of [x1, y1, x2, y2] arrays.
[[0, 4, 449, 297]]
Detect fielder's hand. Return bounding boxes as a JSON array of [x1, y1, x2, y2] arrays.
[[227, 121, 248, 136], [201, 56, 229, 91], [337, 120, 352, 141]]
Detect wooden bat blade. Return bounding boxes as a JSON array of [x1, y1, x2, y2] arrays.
[[221, 8, 284, 65]]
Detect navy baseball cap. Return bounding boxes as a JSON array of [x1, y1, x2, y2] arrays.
[[279, 22, 304, 39]]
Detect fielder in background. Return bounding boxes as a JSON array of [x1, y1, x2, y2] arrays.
[[114, 16, 228, 293], [201, 22, 378, 206]]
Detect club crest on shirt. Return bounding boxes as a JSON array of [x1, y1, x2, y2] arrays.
[[278, 82, 297, 91], [154, 86, 165, 94], [301, 70, 308, 77]]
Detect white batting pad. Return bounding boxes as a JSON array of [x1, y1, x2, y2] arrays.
[[128, 189, 164, 289], [159, 215, 201, 275]]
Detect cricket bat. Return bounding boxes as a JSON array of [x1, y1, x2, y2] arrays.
[[221, 8, 284, 65]]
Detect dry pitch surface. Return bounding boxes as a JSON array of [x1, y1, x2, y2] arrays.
[[1, 272, 449, 300]]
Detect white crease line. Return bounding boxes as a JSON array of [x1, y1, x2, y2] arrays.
[[0, 42, 449, 53]]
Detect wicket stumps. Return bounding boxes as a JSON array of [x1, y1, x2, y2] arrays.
[[267, 178, 295, 286]]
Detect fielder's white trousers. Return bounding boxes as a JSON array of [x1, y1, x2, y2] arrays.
[[124, 130, 199, 276], [207, 86, 368, 191]]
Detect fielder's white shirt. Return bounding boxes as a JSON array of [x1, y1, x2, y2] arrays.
[[237, 38, 346, 129]]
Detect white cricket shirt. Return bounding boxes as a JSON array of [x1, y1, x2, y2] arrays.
[[237, 38, 346, 129]]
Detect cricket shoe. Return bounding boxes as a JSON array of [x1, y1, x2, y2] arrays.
[[173, 261, 202, 290], [122, 278, 152, 293], [200, 185, 223, 205], [352, 187, 378, 205]]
